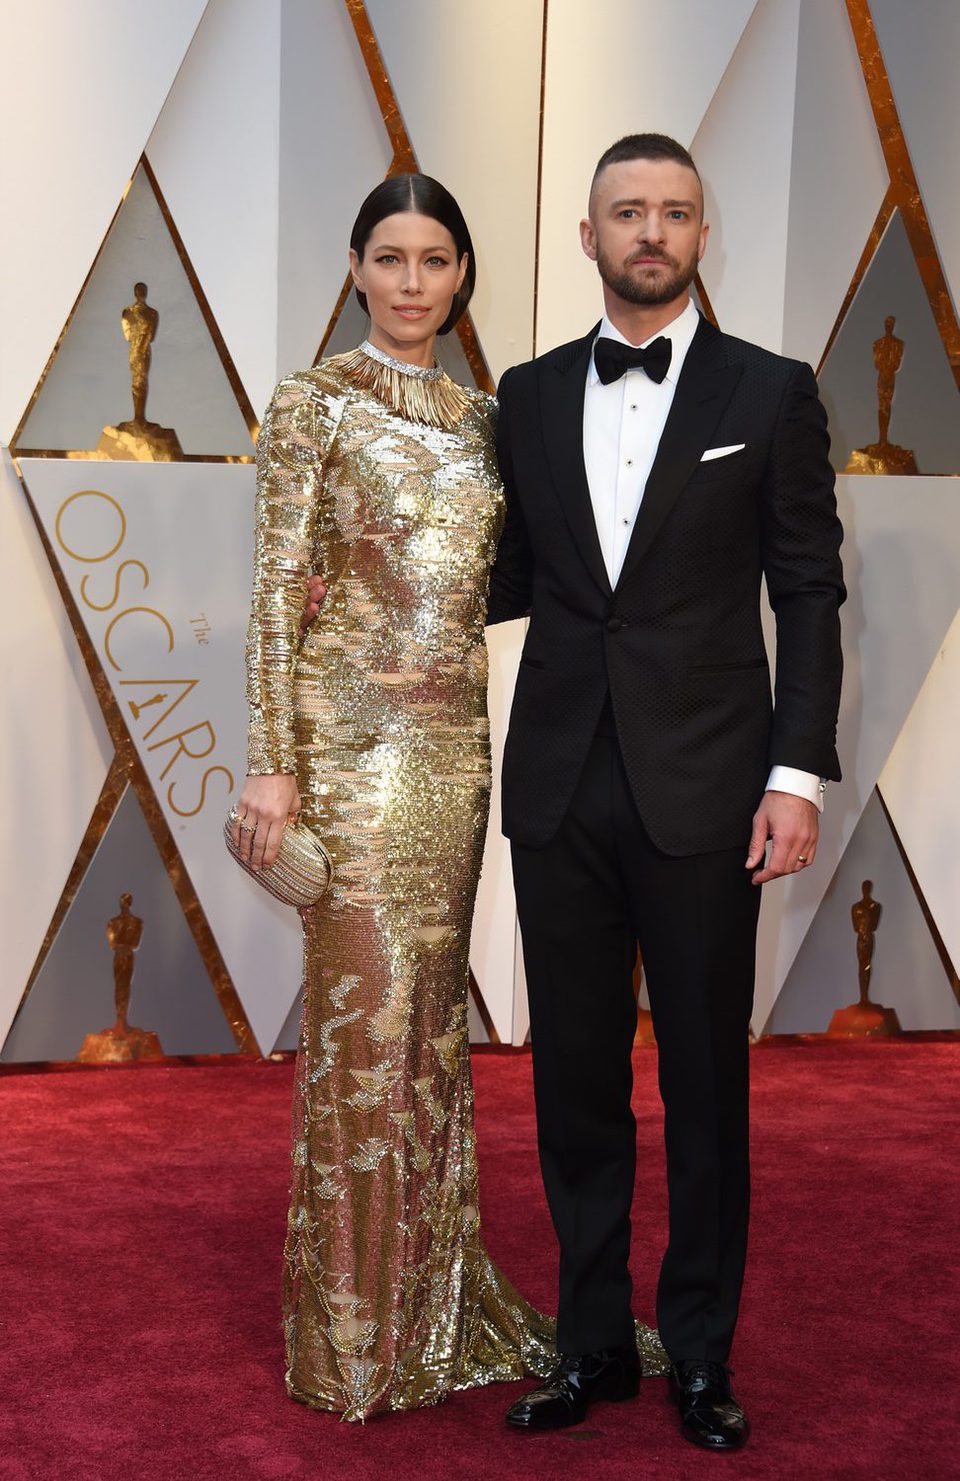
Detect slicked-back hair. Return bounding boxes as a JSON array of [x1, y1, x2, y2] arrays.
[[591, 133, 702, 209], [350, 174, 475, 336]]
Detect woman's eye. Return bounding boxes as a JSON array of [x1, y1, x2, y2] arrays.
[[377, 254, 398, 265], [426, 257, 449, 267]]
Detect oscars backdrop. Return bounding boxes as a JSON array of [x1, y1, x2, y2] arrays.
[[2, 0, 958, 1060]]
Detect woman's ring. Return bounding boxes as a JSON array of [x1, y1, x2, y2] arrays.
[[797, 854, 807, 864]]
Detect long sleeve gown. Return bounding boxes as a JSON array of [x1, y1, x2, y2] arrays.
[[245, 343, 666, 1421]]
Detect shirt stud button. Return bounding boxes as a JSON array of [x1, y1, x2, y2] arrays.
[[626, 458, 633, 466]]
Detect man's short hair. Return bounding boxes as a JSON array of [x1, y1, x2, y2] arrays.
[[591, 133, 702, 208]]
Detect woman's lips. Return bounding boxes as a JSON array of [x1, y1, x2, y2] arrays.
[[394, 306, 430, 318]]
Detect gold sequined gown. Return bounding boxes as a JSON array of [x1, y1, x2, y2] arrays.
[[245, 343, 554, 1422]]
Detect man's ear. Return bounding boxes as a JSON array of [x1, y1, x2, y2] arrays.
[[580, 218, 598, 263]]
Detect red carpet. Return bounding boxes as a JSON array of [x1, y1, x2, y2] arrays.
[[0, 1042, 957, 1480]]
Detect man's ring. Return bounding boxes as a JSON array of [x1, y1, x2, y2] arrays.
[[797, 854, 807, 864]]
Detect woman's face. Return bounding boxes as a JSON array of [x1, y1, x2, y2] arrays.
[[350, 211, 467, 361]]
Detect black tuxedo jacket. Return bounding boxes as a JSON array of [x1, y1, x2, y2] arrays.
[[486, 314, 845, 855]]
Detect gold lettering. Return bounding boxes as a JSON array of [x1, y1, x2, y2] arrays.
[[55, 489, 126, 563], [103, 607, 174, 672], [168, 764, 234, 818], [119, 678, 199, 741], [147, 720, 216, 781], [79, 559, 149, 613]]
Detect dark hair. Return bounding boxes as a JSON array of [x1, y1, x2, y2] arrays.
[[349, 174, 475, 336], [591, 133, 702, 205]]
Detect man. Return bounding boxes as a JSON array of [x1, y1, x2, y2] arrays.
[[485, 134, 844, 1450]]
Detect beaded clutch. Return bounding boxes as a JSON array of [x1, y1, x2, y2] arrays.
[[224, 808, 332, 909]]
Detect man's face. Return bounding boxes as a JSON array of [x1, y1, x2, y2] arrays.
[[581, 158, 708, 308]]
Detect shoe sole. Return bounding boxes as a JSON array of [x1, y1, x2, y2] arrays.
[[679, 1426, 749, 1452]]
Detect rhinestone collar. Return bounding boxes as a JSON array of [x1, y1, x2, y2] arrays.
[[359, 339, 444, 381]]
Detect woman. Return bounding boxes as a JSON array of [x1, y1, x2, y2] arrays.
[[233, 174, 556, 1421]]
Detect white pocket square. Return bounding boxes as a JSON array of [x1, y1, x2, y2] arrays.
[[700, 443, 746, 461]]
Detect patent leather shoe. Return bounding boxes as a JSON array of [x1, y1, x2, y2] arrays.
[[669, 1360, 750, 1450], [506, 1346, 640, 1430]]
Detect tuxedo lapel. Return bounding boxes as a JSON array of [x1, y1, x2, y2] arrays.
[[616, 317, 742, 590], [540, 326, 613, 599]]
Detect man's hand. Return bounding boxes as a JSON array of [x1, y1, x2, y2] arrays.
[[300, 573, 327, 635], [746, 790, 819, 885]]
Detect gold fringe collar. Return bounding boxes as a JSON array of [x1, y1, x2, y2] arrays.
[[337, 341, 472, 431]]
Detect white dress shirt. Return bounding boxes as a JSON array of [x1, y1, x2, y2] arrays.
[[583, 297, 823, 811]]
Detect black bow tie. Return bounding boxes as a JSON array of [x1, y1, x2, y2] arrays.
[[594, 335, 672, 386]]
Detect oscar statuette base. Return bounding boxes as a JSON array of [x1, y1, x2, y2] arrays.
[[826, 1002, 902, 1039], [77, 1024, 166, 1064], [97, 420, 184, 462], [844, 442, 918, 475]]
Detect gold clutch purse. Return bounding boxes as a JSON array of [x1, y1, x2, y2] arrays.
[[224, 808, 332, 909]]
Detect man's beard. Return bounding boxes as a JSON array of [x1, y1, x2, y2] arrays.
[[596, 240, 699, 306]]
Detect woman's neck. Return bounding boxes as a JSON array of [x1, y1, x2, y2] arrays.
[[366, 324, 437, 369]]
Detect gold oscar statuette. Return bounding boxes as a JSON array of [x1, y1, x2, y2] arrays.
[[844, 316, 918, 474], [97, 282, 184, 461], [76, 893, 165, 1062], [826, 880, 902, 1037]]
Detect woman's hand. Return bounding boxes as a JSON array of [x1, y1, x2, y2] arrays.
[[300, 573, 328, 635], [231, 774, 301, 869]]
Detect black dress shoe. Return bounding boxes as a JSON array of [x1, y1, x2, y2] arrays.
[[669, 1360, 750, 1451], [506, 1346, 640, 1431]]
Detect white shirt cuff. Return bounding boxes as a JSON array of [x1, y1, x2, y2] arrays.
[[766, 766, 825, 812]]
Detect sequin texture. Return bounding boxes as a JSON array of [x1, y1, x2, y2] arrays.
[[245, 349, 666, 1421]]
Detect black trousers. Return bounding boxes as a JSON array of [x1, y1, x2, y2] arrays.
[[511, 733, 761, 1362]]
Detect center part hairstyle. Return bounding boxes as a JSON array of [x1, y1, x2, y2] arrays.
[[350, 173, 476, 336]]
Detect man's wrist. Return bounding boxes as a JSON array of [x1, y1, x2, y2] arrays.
[[766, 765, 825, 812]]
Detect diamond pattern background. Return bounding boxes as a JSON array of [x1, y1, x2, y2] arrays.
[[1, 0, 957, 1057]]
